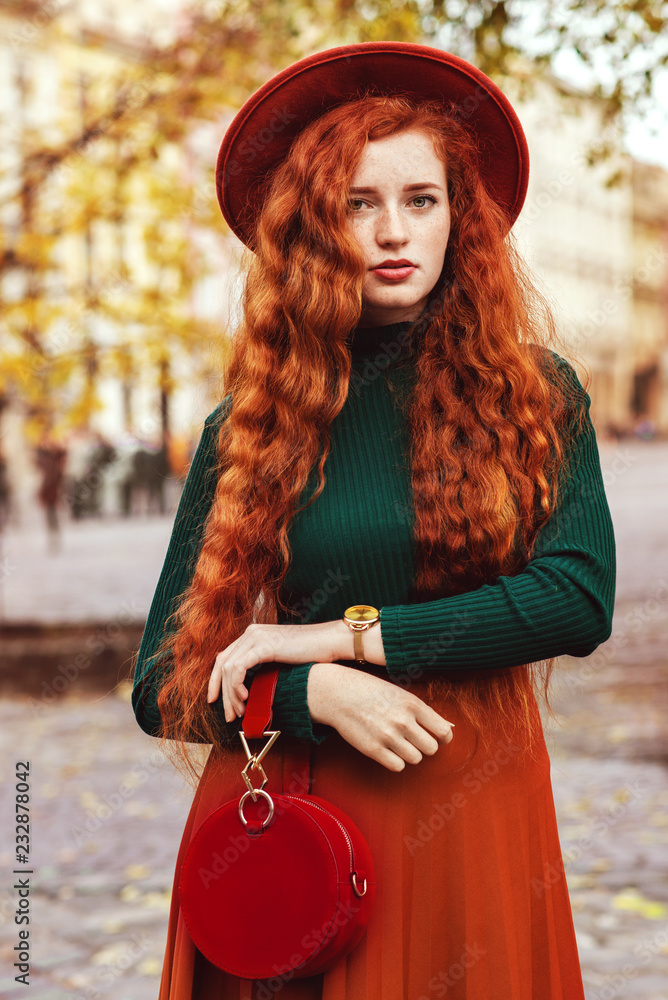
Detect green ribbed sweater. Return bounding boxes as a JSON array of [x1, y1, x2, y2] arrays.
[[132, 321, 615, 745]]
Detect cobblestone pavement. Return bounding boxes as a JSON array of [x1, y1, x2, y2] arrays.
[[0, 440, 667, 999]]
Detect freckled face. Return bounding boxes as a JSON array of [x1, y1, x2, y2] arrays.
[[347, 128, 451, 327]]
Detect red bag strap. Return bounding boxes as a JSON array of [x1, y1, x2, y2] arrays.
[[242, 666, 279, 738], [241, 666, 312, 794]]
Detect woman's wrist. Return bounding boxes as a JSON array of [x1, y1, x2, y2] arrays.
[[307, 661, 347, 726], [331, 615, 386, 665]]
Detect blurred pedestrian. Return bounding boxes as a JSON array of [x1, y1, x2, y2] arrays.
[[132, 441, 171, 515], [34, 431, 68, 553], [0, 444, 11, 531], [67, 431, 117, 519]]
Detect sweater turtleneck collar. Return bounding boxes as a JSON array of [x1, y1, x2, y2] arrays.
[[347, 319, 416, 361]]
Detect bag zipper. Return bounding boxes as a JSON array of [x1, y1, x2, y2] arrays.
[[286, 795, 355, 876]]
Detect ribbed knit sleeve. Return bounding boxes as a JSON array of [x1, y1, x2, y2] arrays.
[[131, 397, 329, 745], [378, 364, 616, 678]]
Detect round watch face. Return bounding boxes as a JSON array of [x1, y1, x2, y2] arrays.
[[344, 605, 380, 624]]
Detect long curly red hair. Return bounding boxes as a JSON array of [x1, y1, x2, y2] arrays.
[[141, 93, 586, 778]]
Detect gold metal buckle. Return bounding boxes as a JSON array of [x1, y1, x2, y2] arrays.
[[238, 729, 280, 802], [238, 788, 275, 830], [352, 872, 367, 897]]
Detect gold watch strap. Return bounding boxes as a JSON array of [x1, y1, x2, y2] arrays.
[[353, 630, 365, 663]]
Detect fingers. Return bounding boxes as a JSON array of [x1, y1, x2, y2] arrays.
[[222, 677, 248, 724], [209, 649, 252, 721], [206, 665, 221, 704], [394, 738, 425, 765], [415, 703, 455, 744], [408, 730, 441, 757], [386, 715, 455, 768], [374, 748, 408, 772], [209, 670, 247, 715]]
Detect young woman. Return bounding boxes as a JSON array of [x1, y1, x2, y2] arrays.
[[132, 42, 615, 1000]]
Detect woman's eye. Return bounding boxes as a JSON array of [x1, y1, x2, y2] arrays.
[[348, 194, 436, 211], [411, 195, 436, 208]]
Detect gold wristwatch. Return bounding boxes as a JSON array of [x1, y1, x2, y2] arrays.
[[342, 605, 380, 664]]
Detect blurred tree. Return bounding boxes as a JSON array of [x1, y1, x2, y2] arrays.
[[0, 0, 666, 439]]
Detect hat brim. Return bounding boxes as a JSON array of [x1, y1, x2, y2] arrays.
[[216, 41, 529, 248]]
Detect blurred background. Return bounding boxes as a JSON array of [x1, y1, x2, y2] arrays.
[[0, 1, 667, 998]]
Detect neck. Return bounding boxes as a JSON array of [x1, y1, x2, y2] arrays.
[[357, 307, 424, 328], [347, 318, 416, 361]]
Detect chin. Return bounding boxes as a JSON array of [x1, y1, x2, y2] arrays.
[[369, 293, 425, 310], [367, 299, 425, 319]]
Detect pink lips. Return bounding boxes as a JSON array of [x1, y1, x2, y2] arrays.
[[371, 259, 416, 281]]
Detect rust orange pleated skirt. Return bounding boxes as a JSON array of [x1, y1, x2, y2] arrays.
[[158, 674, 585, 1000]]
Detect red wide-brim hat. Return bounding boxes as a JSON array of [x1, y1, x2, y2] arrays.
[[216, 41, 529, 249]]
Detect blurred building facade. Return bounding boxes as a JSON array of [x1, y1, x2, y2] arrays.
[[1, 5, 667, 520], [511, 74, 668, 436], [0, 1, 238, 519], [630, 160, 668, 433]]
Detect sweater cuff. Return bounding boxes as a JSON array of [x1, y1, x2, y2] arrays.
[[131, 678, 163, 738], [379, 605, 417, 680], [271, 663, 331, 745], [132, 662, 331, 746]]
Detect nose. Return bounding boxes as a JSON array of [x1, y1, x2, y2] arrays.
[[375, 203, 409, 247]]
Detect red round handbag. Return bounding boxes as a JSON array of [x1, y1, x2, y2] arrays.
[[178, 667, 375, 982]]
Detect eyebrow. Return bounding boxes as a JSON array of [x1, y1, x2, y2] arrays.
[[349, 182, 445, 193]]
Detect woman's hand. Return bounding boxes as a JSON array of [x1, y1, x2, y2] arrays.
[[208, 620, 356, 723], [307, 662, 455, 772]]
